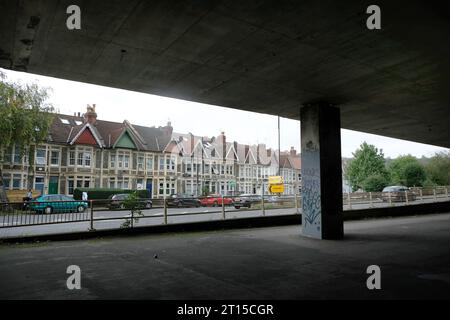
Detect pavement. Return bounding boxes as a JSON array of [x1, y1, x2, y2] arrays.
[[0, 213, 450, 299]]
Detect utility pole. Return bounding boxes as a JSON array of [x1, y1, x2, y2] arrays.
[[278, 115, 281, 176], [196, 144, 199, 197], [201, 136, 204, 196]]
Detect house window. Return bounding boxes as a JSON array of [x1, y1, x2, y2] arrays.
[[50, 150, 60, 166], [67, 177, 75, 195], [159, 181, 164, 195], [84, 153, 91, 167], [67, 178, 74, 195], [12, 174, 21, 189], [159, 157, 165, 171], [3, 146, 12, 163], [109, 177, 116, 189], [13, 145, 22, 164], [117, 152, 130, 169], [166, 156, 176, 171], [76, 148, 92, 167], [3, 176, 10, 190], [117, 177, 129, 189], [69, 151, 75, 166], [137, 154, 144, 170], [36, 148, 46, 165], [110, 153, 116, 168], [166, 180, 175, 195], [77, 152, 83, 166], [146, 156, 153, 172]]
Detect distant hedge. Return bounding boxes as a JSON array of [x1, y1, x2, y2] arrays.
[[73, 188, 150, 200]]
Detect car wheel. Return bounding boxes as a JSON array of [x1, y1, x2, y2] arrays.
[[45, 206, 53, 214], [234, 206, 240, 209], [77, 205, 86, 213]]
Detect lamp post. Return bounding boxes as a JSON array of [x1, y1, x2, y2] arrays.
[[201, 136, 204, 196]]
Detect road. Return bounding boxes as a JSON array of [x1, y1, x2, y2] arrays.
[[0, 195, 448, 239], [0, 205, 299, 239]]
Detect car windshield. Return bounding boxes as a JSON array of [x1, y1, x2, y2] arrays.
[[43, 195, 61, 201], [383, 186, 408, 192]]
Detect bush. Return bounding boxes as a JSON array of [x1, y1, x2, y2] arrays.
[[403, 163, 426, 187], [73, 188, 150, 200], [362, 174, 389, 192], [387, 155, 426, 187]]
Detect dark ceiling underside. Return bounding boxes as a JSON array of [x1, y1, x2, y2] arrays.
[[1, 0, 449, 147]]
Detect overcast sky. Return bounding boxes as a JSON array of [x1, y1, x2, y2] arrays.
[[2, 68, 449, 159]]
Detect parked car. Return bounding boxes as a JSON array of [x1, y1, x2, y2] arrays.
[[166, 194, 201, 208], [108, 193, 152, 210], [199, 194, 233, 207], [382, 186, 416, 202], [30, 194, 88, 214], [232, 194, 262, 209]]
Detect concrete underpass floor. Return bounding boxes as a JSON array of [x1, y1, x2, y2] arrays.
[[0, 213, 449, 300]]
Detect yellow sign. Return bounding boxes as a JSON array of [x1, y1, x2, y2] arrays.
[[269, 184, 285, 193], [268, 176, 283, 185]]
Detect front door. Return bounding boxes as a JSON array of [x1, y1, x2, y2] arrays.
[[49, 176, 59, 194], [35, 176, 45, 196], [146, 179, 152, 198]]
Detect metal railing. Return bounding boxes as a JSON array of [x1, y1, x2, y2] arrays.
[[1, 200, 90, 228], [343, 186, 450, 209], [0, 186, 448, 237]]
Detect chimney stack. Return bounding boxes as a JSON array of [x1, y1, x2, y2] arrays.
[[290, 146, 297, 156], [84, 104, 97, 125], [217, 131, 226, 159], [163, 121, 173, 137]]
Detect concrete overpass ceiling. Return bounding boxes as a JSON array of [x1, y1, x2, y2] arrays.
[[1, 0, 449, 147]]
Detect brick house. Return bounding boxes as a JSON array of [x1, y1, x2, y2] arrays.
[[0, 105, 301, 198]]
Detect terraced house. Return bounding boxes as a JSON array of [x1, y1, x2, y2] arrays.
[[1, 105, 301, 198]]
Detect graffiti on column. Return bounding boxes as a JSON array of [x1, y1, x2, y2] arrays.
[[302, 140, 321, 234]]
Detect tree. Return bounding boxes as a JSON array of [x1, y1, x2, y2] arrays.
[[120, 191, 144, 228], [344, 142, 389, 192], [425, 151, 450, 186], [361, 173, 389, 192], [403, 163, 427, 187], [387, 155, 426, 187], [0, 71, 54, 202]]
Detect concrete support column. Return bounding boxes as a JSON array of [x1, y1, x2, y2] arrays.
[[300, 103, 344, 239]]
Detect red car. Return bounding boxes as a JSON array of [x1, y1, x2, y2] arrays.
[[200, 195, 233, 207]]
